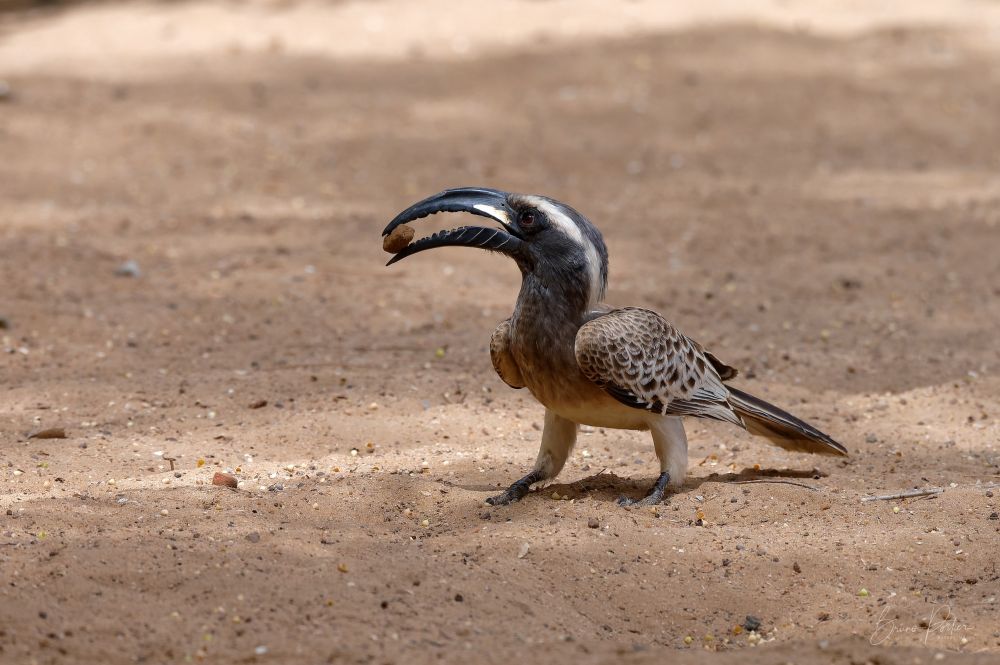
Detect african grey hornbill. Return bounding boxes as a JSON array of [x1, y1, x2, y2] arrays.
[[382, 187, 847, 506]]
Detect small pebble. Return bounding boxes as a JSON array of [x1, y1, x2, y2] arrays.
[[587, 517, 599, 529], [246, 532, 261, 543], [114, 260, 141, 278], [212, 472, 238, 488], [160, 509, 169, 516]]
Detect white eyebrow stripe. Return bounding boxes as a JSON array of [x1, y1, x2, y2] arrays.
[[472, 204, 510, 225], [526, 196, 603, 307], [530, 198, 584, 244]]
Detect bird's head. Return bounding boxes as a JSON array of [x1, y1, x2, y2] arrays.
[[383, 187, 608, 305]]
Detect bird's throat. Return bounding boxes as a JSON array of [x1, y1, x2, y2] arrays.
[[510, 274, 588, 370]]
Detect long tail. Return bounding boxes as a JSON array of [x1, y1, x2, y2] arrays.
[[728, 387, 847, 456]]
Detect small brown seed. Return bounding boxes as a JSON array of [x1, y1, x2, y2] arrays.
[[28, 427, 67, 440], [383, 224, 415, 253], [28, 427, 66, 439]]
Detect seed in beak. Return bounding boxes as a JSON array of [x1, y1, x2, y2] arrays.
[[383, 224, 415, 254]]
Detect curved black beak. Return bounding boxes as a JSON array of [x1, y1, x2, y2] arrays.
[[382, 187, 523, 266]]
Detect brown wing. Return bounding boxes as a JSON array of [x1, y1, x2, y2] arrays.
[[490, 319, 525, 389], [574, 307, 743, 426]]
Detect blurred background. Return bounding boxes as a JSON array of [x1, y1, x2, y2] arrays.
[[2, 1, 999, 663]]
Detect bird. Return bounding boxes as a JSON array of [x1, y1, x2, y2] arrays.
[[382, 187, 847, 506]]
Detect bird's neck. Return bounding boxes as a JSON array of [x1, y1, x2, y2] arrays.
[[512, 272, 592, 333]]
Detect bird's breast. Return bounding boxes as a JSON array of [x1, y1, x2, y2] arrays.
[[508, 314, 651, 431]]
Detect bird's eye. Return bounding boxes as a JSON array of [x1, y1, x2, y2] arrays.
[[519, 211, 536, 227]]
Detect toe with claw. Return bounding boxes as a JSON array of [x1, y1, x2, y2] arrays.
[[617, 472, 671, 507], [486, 469, 544, 506]]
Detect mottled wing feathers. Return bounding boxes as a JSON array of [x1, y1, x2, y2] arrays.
[[574, 308, 743, 426], [490, 319, 525, 389], [703, 350, 738, 381]]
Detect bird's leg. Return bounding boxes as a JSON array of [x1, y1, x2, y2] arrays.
[[486, 409, 577, 506], [486, 469, 545, 506], [617, 472, 670, 507], [616, 417, 687, 507]]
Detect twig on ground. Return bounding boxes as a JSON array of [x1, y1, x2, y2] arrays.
[[861, 487, 943, 502], [730, 479, 820, 491]]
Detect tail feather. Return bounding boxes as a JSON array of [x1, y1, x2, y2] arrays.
[[728, 387, 847, 456]]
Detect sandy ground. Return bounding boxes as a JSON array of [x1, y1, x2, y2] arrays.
[[2, 1, 1000, 663]]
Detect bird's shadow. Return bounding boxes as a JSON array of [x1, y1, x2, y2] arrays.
[[459, 466, 827, 504]]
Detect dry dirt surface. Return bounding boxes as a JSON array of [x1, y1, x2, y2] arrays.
[[2, 1, 1000, 664]]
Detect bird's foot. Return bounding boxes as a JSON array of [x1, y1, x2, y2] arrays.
[[486, 470, 544, 506], [616, 472, 671, 507]]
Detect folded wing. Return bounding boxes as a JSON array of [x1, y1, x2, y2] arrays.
[[574, 307, 743, 427]]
